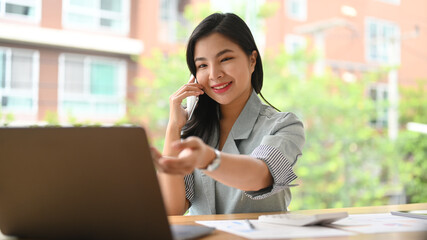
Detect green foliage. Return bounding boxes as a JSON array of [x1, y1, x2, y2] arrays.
[[258, 2, 280, 18], [183, 2, 212, 27], [396, 80, 427, 203], [0, 108, 15, 126], [399, 80, 427, 123], [44, 111, 98, 127], [128, 48, 189, 149], [262, 49, 402, 210], [397, 131, 427, 203], [44, 110, 60, 126], [42, 110, 129, 127]]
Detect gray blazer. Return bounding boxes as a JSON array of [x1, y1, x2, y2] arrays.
[[185, 90, 305, 215]]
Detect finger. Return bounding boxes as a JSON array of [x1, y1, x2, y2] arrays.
[[150, 146, 162, 160], [187, 82, 203, 90], [155, 155, 181, 173], [171, 83, 199, 98], [176, 79, 203, 94], [185, 75, 203, 90], [172, 137, 201, 150], [150, 147, 164, 170], [174, 90, 203, 101], [184, 82, 204, 92], [171, 85, 204, 102]]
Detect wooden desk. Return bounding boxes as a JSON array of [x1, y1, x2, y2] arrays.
[[169, 203, 427, 240]]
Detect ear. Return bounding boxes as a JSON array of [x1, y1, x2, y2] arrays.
[[249, 50, 257, 73]]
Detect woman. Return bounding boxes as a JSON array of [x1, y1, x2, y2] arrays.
[[152, 13, 305, 215]]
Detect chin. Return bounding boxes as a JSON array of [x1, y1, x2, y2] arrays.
[[215, 98, 233, 106]]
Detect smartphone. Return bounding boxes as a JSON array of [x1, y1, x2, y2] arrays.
[[186, 75, 199, 121]]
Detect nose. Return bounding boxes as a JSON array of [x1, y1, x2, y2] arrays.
[[209, 64, 223, 81]]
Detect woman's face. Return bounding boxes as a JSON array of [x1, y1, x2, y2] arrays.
[[194, 33, 257, 107]]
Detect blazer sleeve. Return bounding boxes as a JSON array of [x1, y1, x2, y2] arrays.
[[246, 112, 305, 199]]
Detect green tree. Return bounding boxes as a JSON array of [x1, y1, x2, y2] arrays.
[[397, 80, 427, 203], [129, 48, 189, 149], [262, 49, 401, 210]]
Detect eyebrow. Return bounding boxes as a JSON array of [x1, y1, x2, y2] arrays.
[[194, 49, 234, 62]]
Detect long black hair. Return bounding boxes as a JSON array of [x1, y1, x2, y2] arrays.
[[181, 12, 277, 145]]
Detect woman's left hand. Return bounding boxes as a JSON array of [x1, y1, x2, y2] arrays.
[[152, 137, 214, 175]]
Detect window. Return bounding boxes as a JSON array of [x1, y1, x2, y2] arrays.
[[285, 0, 307, 21], [62, 0, 130, 34], [285, 34, 306, 54], [365, 17, 400, 64], [285, 34, 307, 79], [376, 0, 400, 5], [210, 0, 265, 49], [0, 47, 39, 114], [0, 0, 41, 22], [159, 0, 189, 43], [369, 84, 388, 128], [58, 54, 126, 120]]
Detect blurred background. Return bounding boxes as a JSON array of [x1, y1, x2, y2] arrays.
[[0, 0, 426, 210]]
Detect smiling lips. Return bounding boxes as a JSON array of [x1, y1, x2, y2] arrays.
[[212, 81, 232, 93]]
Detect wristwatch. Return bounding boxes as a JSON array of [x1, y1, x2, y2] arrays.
[[202, 149, 221, 172]]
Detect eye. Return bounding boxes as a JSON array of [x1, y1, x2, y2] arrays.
[[197, 64, 207, 69], [221, 57, 233, 62]]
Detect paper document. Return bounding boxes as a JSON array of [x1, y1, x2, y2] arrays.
[[196, 220, 354, 239], [329, 213, 427, 234], [197, 213, 427, 239]]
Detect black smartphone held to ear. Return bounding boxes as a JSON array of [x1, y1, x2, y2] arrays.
[[186, 75, 199, 121]]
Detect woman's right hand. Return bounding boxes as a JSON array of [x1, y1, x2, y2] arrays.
[[152, 137, 215, 175], [168, 75, 204, 130]]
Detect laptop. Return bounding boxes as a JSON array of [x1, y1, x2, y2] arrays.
[[0, 126, 214, 240]]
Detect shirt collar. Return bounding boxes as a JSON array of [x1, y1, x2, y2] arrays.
[[230, 89, 262, 140]]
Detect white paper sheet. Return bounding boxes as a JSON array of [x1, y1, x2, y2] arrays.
[[196, 219, 354, 239], [330, 213, 427, 234]]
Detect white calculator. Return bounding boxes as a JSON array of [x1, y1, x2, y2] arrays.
[[258, 212, 348, 226]]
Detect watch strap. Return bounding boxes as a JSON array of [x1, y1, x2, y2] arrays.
[[201, 149, 221, 172]]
